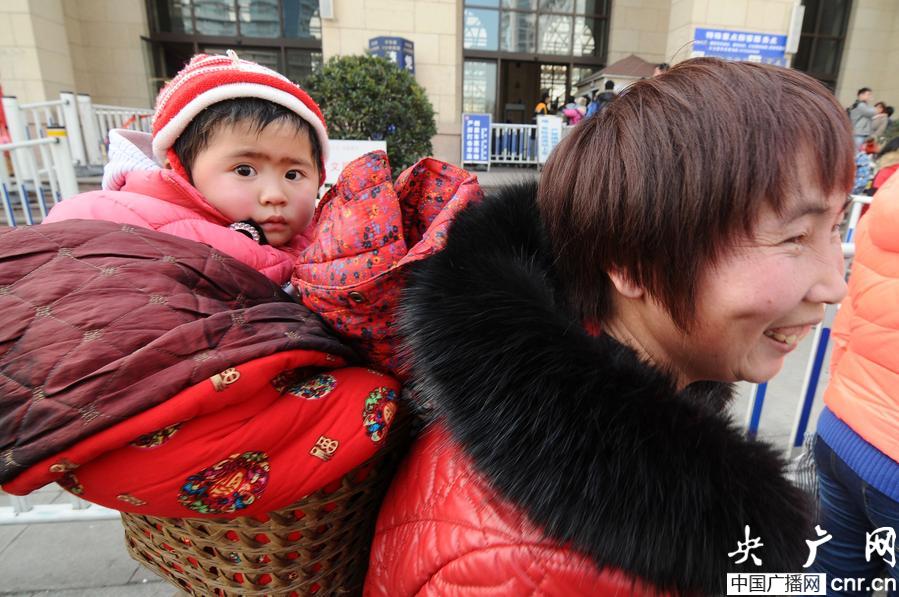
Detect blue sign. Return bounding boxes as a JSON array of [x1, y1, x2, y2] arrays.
[[693, 28, 788, 67], [461, 113, 491, 164], [369, 37, 415, 74]]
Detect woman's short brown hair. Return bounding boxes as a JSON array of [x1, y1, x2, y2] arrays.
[[538, 57, 854, 330]]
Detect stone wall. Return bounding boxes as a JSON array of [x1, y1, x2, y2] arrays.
[[321, 0, 461, 164]]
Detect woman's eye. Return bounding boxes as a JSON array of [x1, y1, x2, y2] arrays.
[[285, 170, 302, 181], [234, 165, 256, 177], [784, 234, 806, 245]]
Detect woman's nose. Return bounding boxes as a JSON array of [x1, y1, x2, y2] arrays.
[[808, 243, 849, 305]]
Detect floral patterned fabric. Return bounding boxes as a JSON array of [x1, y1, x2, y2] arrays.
[[53, 364, 399, 518], [293, 151, 483, 375]]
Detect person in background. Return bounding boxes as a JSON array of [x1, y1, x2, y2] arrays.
[[654, 62, 670, 76], [810, 161, 899, 597], [872, 101, 889, 141], [586, 80, 617, 118], [562, 96, 586, 125], [533, 90, 550, 121], [849, 87, 876, 148], [872, 136, 899, 194]]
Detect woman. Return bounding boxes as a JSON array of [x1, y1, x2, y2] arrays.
[[366, 59, 853, 596], [872, 101, 889, 141], [811, 161, 899, 595], [872, 135, 899, 193]]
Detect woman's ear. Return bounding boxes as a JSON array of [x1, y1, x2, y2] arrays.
[[608, 269, 644, 299]]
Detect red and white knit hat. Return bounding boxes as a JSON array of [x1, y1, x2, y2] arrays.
[[152, 50, 329, 185]]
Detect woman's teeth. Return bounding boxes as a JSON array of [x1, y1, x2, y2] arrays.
[[764, 330, 797, 344]]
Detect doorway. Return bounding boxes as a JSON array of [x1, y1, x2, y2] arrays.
[[499, 61, 570, 123]]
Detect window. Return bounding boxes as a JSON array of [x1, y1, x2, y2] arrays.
[[194, 0, 238, 35], [146, 0, 322, 86], [463, 0, 608, 122], [792, 0, 851, 90], [464, 7, 500, 50], [463, 0, 609, 60], [501, 11, 536, 53], [463, 60, 498, 114]]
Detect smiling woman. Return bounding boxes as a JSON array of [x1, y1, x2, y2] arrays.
[[365, 58, 856, 596]]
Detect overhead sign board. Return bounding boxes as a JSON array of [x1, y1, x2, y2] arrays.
[[692, 28, 788, 67]]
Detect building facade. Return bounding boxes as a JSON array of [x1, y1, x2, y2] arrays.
[[1, 0, 898, 164]]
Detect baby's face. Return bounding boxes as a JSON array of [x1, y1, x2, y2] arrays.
[[190, 121, 319, 247]]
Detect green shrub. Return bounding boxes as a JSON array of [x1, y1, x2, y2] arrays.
[[305, 54, 437, 173]]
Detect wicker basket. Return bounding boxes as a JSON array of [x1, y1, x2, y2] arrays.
[[121, 422, 409, 596]]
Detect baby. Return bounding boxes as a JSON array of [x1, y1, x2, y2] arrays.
[[44, 50, 328, 284]]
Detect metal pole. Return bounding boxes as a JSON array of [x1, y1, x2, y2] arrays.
[[46, 127, 79, 199], [744, 382, 768, 439], [2, 96, 41, 191], [76, 94, 103, 165], [60, 92, 88, 166]]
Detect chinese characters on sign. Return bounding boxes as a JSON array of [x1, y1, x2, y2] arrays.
[[803, 525, 833, 568], [726, 525, 897, 594], [323, 139, 387, 187], [536, 115, 563, 165], [727, 573, 825, 595], [461, 113, 491, 165], [866, 527, 896, 568], [368, 36, 415, 74], [729, 525, 764, 566], [692, 28, 788, 66]]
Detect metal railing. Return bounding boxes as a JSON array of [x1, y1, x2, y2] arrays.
[[92, 103, 154, 163], [2, 93, 153, 169], [1, 130, 79, 226], [491, 123, 539, 165]]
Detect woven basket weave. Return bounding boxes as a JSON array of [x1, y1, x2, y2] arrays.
[[121, 423, 408, 596]]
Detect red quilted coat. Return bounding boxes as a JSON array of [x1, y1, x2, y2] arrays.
[[365, 183, 815, 596], [293, 151, 483, 375]]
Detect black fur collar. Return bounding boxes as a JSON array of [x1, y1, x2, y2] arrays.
[[400, 182, 812, 595]]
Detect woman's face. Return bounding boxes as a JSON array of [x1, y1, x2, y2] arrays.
[[614, 167, 849, 387]]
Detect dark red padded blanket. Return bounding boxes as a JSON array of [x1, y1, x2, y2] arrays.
[[0, 221, 356, 492]]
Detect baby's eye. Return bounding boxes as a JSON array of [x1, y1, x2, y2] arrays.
[[234, 165, 256, 177], [285, 169, 303, 181]]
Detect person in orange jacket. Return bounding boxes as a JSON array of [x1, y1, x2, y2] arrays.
[[810, 174, 899, 593]]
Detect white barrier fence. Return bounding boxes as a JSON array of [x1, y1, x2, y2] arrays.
[[1, 129, 79, 226], [0, 491, 118, 525], [2, 93, 153, 169]]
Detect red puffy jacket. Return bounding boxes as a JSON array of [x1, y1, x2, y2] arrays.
[[367, 427, 660, 596]]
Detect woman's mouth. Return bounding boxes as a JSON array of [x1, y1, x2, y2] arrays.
[[763, 324, 815, 346]]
